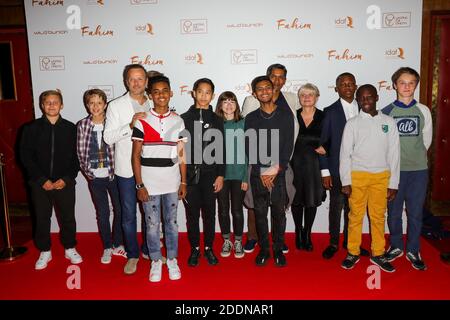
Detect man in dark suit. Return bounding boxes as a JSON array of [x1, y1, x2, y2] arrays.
[[320, 72, 369, 259]]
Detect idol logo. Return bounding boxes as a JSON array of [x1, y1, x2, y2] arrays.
[[135, 23, 154, 35], [277, 18, 311, 30], [130, 55, 163, 65], [385, 48, 405, 59], [88, 85, 114, 100], [39, 56, 65, 71], [231, 49, 257, 65], [328, 49, 362, 61], [81, 25, 114, 37], [395, 117, 419, 136], [180, 19, 208, 34], [184, 53, 204, 64], [130, 0, 157, 4], [32, 0, 64, 6], [383, 12, 411, 28], [335, 16, 354, 28]]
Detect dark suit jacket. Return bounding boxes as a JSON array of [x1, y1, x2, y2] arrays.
[[319, 99, 348, 178]]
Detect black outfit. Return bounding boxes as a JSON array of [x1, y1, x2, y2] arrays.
[[245, 106, 294, 255], [290, 108, 325, 250], [19, 116, 79, 251], [180, 106, 225, 249], [218, 180, 245, 238]]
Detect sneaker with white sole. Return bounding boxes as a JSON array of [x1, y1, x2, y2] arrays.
[[385, 247, 403, 262], [221, 239, 233, 257], [167, 258, 181, 280], [112, 245, 127, 258], [35, 251, 52, 270], [234, 240, 244, 258], [101, 248, 113, 264], [149, 259, 163, 282], [65, 248, 83, 264]]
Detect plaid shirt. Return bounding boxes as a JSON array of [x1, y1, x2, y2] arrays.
[[77, 115, 115, 180]]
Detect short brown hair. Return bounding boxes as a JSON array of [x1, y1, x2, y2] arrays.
[[39, 90, 63, 107], [391, 67, 420, 85], [215, 91, 242, 122], [83, 89, 107, 108]]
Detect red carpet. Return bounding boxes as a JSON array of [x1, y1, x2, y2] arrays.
[[1, 233, 450, 300]]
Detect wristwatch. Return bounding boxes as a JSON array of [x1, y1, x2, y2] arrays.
[[135, 183, 145, 190]]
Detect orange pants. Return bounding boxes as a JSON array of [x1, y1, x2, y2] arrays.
[[347, 171, 390, 257]]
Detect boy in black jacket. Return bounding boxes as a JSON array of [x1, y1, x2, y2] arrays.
[[20, 90, 81, 270], [181, 78, 225, 267]]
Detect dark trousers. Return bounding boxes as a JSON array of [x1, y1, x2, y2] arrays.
[[291, 205, 317, 232], [251, 174, 287, 253], [217, 180, 245, 238], [328, 175, 349, 247], [31, 182, 77, 251], [185, 171, 217, 248], [88, 177, 123, 249]]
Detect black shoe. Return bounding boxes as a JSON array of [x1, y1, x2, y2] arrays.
[[282, 243, 289, 254], [440, 252, 450, 264], [303, 230, 313, 252], [255, 250, 270, 266], [406, 251, 427, 271], [274, 251, 287, 267], [187, 247, 200, 267], [204, 248, 219, 265], [322, 245, 338, 259], [370, 254, 395, 273], [295, 227, 304, 250], [341, 253, 360, 270], [343, 243, 370, 257]]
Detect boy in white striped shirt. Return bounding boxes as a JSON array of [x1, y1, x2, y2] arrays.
[[339, 84, 400, 272]]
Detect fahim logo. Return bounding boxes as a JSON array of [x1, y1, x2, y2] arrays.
[[32, 0, 64, 6], [130, 0, 157, 4], [81, 25, 114, 37], [135, 23, 154, 35], [385, 47, 405, 59], [184, 53, 204, 65], [88, 85, 114, 100], [284, 79, 308, 93], [383, 12, 411, 28], [40, 56, 65, 71], [277, 18, 311, 30], [335, 16, 354, 28], [180, 19, 208, 34], [231, 49, 258, 65], [234, 83, 252, 95], [328, 49, 362, 61], [130, 54, 163, 65], [378, 80, 394, 92], [180, 85, 191, 95]]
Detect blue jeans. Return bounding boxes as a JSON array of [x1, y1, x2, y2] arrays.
[[387, 170, 428, 254], [116, 175, 148, 259], [142, 192, 179, 261], [88, 177, 123, 249]]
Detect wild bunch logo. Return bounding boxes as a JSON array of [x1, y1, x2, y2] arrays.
[[135, 23, 154, 35], [32, 0, 64, 6], [39, 56, 65, 71], [276, 53, 314, 59], [377, 80, 394, 91], [184, 53, 204, 65], [335, 16, 354, 28], [383, 12, 411, 28], [226, 22, 263, 28], [130, 54, 163, 65], [81, 25, 114, 37], [83, 58, 118, 65], [180, 19, 208, 34], [385, 48, 405, 59], [33, 29, 68, 36], [231, 50, 258, 65], [277, 18, 311, 30], [328, 49, 362, 61]]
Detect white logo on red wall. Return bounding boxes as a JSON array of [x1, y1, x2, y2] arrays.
[[180, 19, 208, 34], [383, 12, 411, 28], [40, 56, 65, 71], [231, 50, 258, 64], [88, 85, 114, 100]]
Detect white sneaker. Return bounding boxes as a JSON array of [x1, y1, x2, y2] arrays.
[[167, 258, 181, 280], [101, 248, 113, 264], [65, 248, 83, 264], [149, 259, 163, 282], [35, 251, 52, 270], [112, 245, 127, 258]]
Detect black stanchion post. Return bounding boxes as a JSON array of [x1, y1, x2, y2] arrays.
[[0, 153, 27, 261]]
